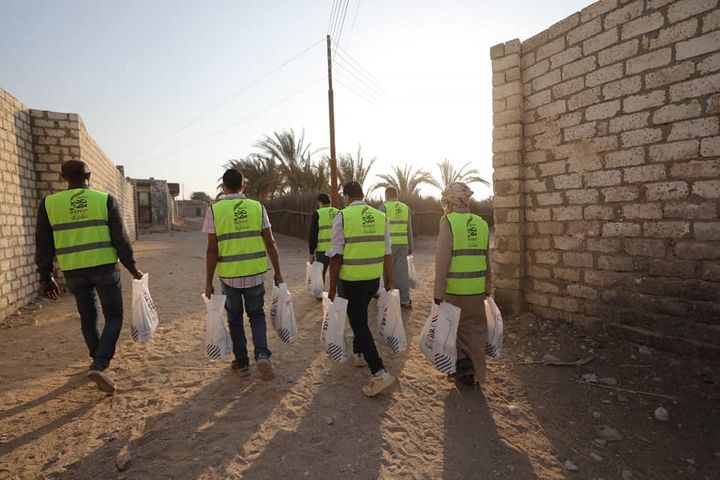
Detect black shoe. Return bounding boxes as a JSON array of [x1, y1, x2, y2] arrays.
[[449, 358, 473, 378], [456, 374, 475, 387]]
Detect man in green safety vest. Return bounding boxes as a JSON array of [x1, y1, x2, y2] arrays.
[[433, 182, 493, 387], [204, 169, 284, 381], [379, 186, 414, 309], [328, 181, 396, 397], [308, 192, 339, 281], [35, 160, 143, 394]]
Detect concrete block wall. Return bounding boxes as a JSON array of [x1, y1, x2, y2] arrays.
[[491, 0, 720, 357], [0, 90, 40, 320], [0, 86, 136, 323]]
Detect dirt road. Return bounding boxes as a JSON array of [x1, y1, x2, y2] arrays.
[[0, 229, 717, 479]]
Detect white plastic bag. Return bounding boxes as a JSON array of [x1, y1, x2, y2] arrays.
[[485, 297, 504, 358], [377, 289, 407, 353], [305, 262, 312, 288], [419, 302, 461, 374], [271, 283, 298, 343], [321, 293, 348, 363], [321, 292, 332, 345], [407, 255, 419, 289], [202, 293, 232, 361], [131, 273, 159, 342], [376, 276, 385, 297], [311, 261, 324, 299]]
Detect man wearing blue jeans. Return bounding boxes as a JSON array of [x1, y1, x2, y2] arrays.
[[203, 169, 283, 381], [35, 160, 143, 394]]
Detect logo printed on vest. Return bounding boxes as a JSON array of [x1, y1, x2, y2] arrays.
[[233, 201, 249, 228], [329, 209, 338, 221], [466, 217, 478, 245], [69, 191, 89, 220], [361, 206, 376, 232]]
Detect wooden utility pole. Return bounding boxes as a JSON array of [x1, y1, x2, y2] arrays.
[[326, 34, 339, 208]]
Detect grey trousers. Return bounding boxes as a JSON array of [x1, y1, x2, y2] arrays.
[[389, 244, 411, 304]]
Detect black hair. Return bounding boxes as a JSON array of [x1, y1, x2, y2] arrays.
[[223, 169, 243, 192], [61, 160, 90, 183], [317, 193, 331, 205], [385, 186, 398, 197], [342, 181, 363, 198]]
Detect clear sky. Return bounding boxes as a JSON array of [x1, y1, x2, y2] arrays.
[[1, 0, 591, 199]]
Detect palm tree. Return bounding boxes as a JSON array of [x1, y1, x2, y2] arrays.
[[373, 164, 437, 199], [254, 129, 324, 195], [223, 154, 282, 200], [337, 145, 376, 190], [434, 159, 490, 191]]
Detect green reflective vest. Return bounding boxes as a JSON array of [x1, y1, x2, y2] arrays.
[[317, 206, 339, 252], [446, 212, 489, 295], [45, 188, 118, 271], [211, 198, 267, 278], [384, 200, 410, 245], [340, 204, 386, 281]]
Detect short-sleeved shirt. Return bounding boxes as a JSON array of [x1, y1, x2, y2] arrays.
[[202, 193, 271, 288], [326, 201, 392, 258]]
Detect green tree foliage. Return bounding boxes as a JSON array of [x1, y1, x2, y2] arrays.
[[190, 191, 212, 202], [373, 164, 437, 199], [337, 145, 376, 190], [435, 158, 489, 191]]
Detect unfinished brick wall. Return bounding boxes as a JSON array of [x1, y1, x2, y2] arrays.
[[30, 110, 136, 239], [0, 87, 136, 323], [0, 90, 40, 320], [78, 119, 136, 239], [491, 0, 720, 357]]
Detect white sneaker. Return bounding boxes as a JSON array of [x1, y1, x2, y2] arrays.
[[362, 370, 395, 397], [353, 353, 367, 368]]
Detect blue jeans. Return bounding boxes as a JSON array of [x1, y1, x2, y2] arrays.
[[221, 283, 270, 366], [65, 269, 123, 371]]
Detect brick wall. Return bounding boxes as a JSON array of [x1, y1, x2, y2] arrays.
[[0, 90, 40, 320], [491, 0, 720, 357], [0, 86, 136, 323], [78, 119, 136, 239], [30, 110, 136, 239]]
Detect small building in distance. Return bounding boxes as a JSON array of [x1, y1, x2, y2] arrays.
[[177, 199, 209, 218], [129, 178, 179, 230]]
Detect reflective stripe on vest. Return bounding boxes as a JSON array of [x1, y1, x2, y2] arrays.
[[45, 188, 118, 271], [340, 204, 386, 281], [316, 206, 339, 252], [211, 198, 267, 278], [446, 212, 489, 295], [384, 201, 410, 245]]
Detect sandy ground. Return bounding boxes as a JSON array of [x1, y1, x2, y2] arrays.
[[0, 227, 718, 479]]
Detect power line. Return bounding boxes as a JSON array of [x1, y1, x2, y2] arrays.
[[327, 0, 340, 34], [334, 44, 385, 92], [333, 55, 385, 99], [334, 75, 382, 109], [345, 0, 362, 49], [329, 0, 345, 40], [126, 37, 324, 162], [334, 0, 351, 52], [127, 76, 327, 166], [334, 73, 382, 108]]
